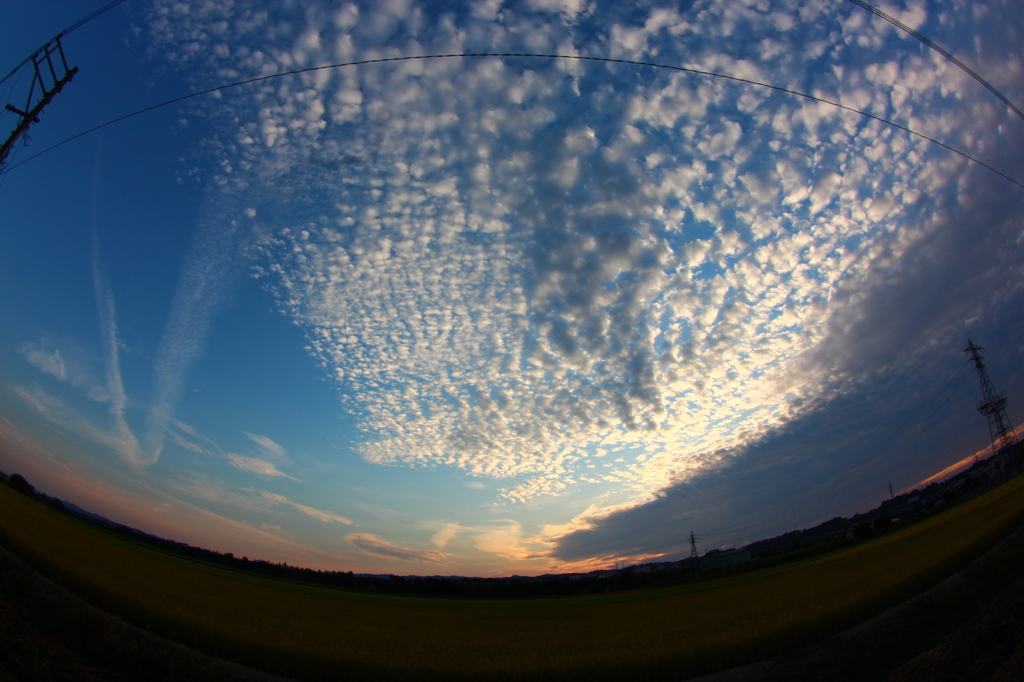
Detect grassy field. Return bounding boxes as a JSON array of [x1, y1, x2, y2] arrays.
[[2, 474, 1024, 681]]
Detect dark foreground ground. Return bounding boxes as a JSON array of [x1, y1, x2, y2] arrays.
[[2, 524, 1023, 682], [693, 524, 1024, 682]]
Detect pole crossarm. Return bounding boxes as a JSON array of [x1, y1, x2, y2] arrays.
[[0, 37, 78, 168]]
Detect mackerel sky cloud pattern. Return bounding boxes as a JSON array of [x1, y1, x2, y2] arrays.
[[143, 0, 1022, 510], [1, 0, 1021, 574]]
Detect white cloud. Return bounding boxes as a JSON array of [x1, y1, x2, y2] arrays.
[[142, 0, 1024, 527], [21, 344, 67, 381], [260, 490, 353, 524], [472, 0, 503, 21], [93, 249, 143, 468], [346, 532, 447, 562], [141, 186, 251, 464], [469, 521, 537, 561], [525, 0, 587, 20], [168, 472, 266, 512], [9, 384, 140, 465], [166, 474, 352, 525], [502, 474, 573, 503], [430, 523, 460, 548], [19, 339, 108, 403], [167, 419, 219, 457], [244, 432, 289, 462], [226, 453, 299, 481], [166, 429, 207, 456]]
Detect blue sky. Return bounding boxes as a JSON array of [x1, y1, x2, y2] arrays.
[[1, 0, 1023, 576]]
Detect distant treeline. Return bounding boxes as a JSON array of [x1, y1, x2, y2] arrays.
[[1, 448, 1019, 599]]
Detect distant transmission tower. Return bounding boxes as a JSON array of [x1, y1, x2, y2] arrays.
[[689, 531, 699, 559], [965, 340, 1017, 458]]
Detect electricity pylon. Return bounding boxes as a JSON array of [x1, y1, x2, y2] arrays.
[[0, 36, 78, 168], [964, 340, 1017, 457], [689, 531, 699, 559]]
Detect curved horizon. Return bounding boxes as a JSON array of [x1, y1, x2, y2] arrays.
[[1, 0, 1023, 578]]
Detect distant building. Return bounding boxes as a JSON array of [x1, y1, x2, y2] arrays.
[[701, 547, 751, 569]]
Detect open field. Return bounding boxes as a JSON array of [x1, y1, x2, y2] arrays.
[[2, 475, 1024, 681]]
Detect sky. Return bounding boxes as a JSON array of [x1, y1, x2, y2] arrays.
[[0, 0, 1022, 577]]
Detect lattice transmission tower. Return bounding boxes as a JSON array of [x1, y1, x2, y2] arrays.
[[688, 531, 699, 559], [964, 340, 1017, 457]]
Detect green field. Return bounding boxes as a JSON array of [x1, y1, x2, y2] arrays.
[[2, 475, 1024, 681]]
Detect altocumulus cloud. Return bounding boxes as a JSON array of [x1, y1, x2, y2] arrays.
[[142, 0, 1024, 549]]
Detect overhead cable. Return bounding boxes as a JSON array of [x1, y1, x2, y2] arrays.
[[847, 0, 1024, 122], [0, 0, 129, 89], [1, 52, 1021, 190]]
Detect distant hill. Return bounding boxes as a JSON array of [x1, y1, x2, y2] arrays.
[[0, 470, 152, 537], [58, 500, 122, 527]]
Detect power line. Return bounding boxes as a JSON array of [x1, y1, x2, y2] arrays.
[[822, 360, 971, 502], [0, 0, 129, 89], [0, 0, 128, 178], [63, 0, 131, 37], [885, 365, 972, 468], [1, 52, 1022, 190], [847, 0, 1024, 123], [1, 38, 79, 168]]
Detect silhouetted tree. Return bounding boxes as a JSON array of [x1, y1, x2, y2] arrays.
[[7, 473, 34, 496]]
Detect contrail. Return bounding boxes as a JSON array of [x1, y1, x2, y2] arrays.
[[91, 150, 143, 467], [92, 247, 144, 467], [142, 191, 249, 462]]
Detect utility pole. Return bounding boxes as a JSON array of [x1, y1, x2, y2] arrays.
[[888, 482, 894, 500], [964, 340, 1017, 458], [689, 531, 699, 559], [0, 36, 78, 168]]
